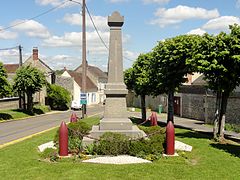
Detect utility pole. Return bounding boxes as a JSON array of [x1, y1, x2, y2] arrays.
[[82, 0, 87, 118], [18, 45, 25, 109]]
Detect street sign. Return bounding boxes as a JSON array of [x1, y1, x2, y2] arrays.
[[80, 93, 87, 99], [80, 99, 87, 105], [80, 93, 87, 104]]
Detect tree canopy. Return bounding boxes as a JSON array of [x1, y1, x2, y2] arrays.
[[124, 53, 154, 120], [0, 62, 11, 98], [152, 34, 201, 122], [13, 65, 46, 112]]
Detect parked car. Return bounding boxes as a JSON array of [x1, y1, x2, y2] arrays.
[[71, 100, 82, 110]]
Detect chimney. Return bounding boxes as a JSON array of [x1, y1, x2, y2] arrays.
[[33, 47, 38, 61]]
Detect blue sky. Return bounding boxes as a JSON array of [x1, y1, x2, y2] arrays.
[[0, 0, 239, 71]]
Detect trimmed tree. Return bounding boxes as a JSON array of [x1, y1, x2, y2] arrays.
[[124, 53, 154, 121], [195, 24, 240, 140], [13, 65, 46, 113], [0, 62, 11, 98], [152, 35, 200, 123], [47, 84, 71, 110]]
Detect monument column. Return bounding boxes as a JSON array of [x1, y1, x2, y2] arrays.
[[104, 11, 128, 119], [84, 11, 145, 142]]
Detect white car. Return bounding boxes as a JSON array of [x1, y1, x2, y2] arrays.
[[71, 100, 82, 110]]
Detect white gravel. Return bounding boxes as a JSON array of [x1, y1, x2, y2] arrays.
[[82, 155, 152, 164]]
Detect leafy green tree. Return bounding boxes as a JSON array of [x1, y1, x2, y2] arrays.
[[47, 84, 71, 110], [0, 62, 11, 98], [196, 24, 240, 140], [152, 35, 200, 123], [13, 65, 46, 112], [124, 53, 154, 121]]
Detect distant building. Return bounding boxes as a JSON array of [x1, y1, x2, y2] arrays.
[[3, 47, 54, 105], [75, 63, 107, 103]]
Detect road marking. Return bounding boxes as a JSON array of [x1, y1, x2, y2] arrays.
[[0, 112, 102, 149]]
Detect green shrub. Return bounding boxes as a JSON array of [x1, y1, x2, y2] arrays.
[[129, 125, 165, 160], [139, 125, 165, 135], [225, 123, 240, 133], [95, 132, 130, 155], [33, 105, 50, 114], [47, 84, 71, 110], [54, 121, 91, 154], [39, 148, 58, 162]]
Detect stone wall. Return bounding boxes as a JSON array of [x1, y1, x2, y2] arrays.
[[181, 94, 205, 121], [127, 92, 240, 125], [126, 92, 168, 112], [0, 97, 19, 110], [205, 95, 240, 124]]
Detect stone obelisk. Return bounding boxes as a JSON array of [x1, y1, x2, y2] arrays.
[[84, 11, 145, 143]]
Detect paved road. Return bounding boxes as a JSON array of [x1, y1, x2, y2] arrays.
[[0, 104, 104, 145]]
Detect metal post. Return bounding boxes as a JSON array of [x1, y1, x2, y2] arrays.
[[18, 45, 23, 109], [82, 0, 87, 118]]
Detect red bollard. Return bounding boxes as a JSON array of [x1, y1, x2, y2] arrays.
[[70, 112, 77, 123], [166, 121, 175, 155], [150, 112, 158, 126], [59, 121, 68, 156]]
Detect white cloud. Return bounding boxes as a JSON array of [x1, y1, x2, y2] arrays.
[[0, 27, 18, 40], [11, 20, 50, 38], [63, 13, 108, 30], [42, 31, 110, 55], [143, 0, 170, 4], [0, 49, 29, 64], [123, 50, 139, 61], [35, 0, 63, 6], [202, 16, 240, 31], [151, 5, 219, 27], [187, 28, 206, 35]]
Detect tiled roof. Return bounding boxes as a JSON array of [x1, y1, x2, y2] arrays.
[[67, 70, 98, 91], [75, 64, 107, 78], [3, 64, 19, 73]]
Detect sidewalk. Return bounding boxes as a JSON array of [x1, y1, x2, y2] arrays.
[[129, 111, 240, 142]]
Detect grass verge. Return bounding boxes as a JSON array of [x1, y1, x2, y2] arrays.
[[0, 105, 51, 122], [0, 116, 239, 179]]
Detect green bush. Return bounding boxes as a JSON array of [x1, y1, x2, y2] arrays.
[[47, 84, 71, 110], [138, 125, 165, 135], [54, 121, 91, 154], [129, 125, 165, 160], [39, 148, 58, 162], [225, 123, 240, 133], [33, 105, 51, 114], [94, 132, 130, 155]]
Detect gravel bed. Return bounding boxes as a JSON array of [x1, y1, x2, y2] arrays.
[[82, 155, 152, 164]]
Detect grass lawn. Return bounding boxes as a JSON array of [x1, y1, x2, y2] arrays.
[[0, 105, 51, 122], [0, 117, 240, 179]]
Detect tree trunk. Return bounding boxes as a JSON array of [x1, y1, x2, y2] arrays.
[[167, 91, 174, 123], [140, 94, 146, 121], [27, 92, 33, 113], [23, 93, 26, 110], [213, 91, 221, 140], [218, 91, 229, 140], [18, 91, 22, 109]]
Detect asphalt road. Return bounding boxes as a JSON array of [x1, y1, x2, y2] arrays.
[[0, 104, 104, 145]]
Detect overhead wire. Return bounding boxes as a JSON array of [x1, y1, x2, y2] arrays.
[[68, 0, 135, 62], [0, 0, 68, 32], [0, 46, 18, 51]]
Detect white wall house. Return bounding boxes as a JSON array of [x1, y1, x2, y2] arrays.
[[61, 70, 98, 105]]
